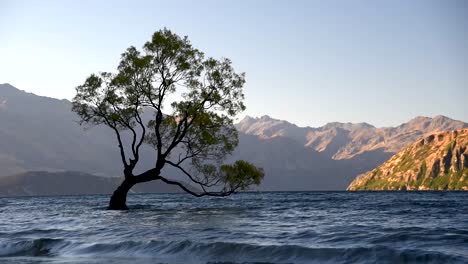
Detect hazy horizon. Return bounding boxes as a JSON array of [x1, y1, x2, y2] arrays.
[[2, 82, 467, 129], [1, 0, 467, 127]]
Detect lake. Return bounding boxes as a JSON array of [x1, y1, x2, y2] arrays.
[[0, 192, 467, 263]]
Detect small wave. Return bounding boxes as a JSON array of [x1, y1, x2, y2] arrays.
[[0, 228, 67, 237], [1, 238, 466, 264], [370, 231, 468, 245], [0, 238, 67, 257]]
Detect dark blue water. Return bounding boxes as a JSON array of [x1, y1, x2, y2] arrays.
[[0, 192, 467, 264]]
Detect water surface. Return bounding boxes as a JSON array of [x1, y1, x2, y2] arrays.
[[0, 192, 467, 263]]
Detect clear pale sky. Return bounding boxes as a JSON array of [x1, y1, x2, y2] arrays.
[[1, 0, 467, 127]]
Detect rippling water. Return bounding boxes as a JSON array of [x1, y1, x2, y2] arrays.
[[0, 192, 467, 264]]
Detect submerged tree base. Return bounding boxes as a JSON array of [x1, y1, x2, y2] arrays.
[[108, 197, 128, 210], [108, 179, 134, 210]]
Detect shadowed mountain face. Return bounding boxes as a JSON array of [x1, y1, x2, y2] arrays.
[[1, 83, 466, 192], [0, 83, 124, 176], [0, 171, 183, 197], [0, 84, 163, 177], [233, 134, 352, 190]]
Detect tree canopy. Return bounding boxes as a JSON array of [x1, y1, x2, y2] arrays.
[[72, 29, 264, 208]]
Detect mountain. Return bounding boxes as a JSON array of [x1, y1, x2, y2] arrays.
[[347, 129, 468, 191], [1, 83, 467, 192], [237, 115, 467, 159], [236, 115, 313, 144], [0, 171, 183, 197], [233, 133, 357, 190], [0, 83, 164, 177], [0, 83, 123, 176]]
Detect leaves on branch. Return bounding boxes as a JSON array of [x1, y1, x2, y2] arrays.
[[72, 28, 264, 196]]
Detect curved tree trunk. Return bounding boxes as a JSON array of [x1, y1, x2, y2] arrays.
[[108, 178, 135, 210]]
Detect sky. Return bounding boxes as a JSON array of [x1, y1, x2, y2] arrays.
[[0, 0, 467, 127]]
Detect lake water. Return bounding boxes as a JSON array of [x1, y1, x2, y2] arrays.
[[0, 192, 467, 264]]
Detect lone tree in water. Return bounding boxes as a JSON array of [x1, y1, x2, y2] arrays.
[[72, 29, 264, 210]]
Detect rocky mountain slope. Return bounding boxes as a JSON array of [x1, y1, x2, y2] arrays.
[[237, 115, 467, 159], [347, 129, 468, 190]]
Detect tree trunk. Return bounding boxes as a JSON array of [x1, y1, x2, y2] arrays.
[[108, 178, 135, 210]]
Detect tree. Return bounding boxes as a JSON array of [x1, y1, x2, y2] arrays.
[[72, 29, 264, 210]]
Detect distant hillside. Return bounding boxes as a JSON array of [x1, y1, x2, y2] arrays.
[[0, 83, 125, 176], [233, 133, 357, 190], [1, 83, 467, 191], [237, 115, 468, 159], [347, 129, 468, 191], [0, 171, 183, 197]]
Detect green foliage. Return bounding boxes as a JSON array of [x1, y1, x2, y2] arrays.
[[354, 165, 468, 191], [413, 145, 430, 159], [450, 168, 468, 189], [442, 140, 456, 154], [411, 161, 427, 188], [395, 150, 414, 173], [362, 178, 389, 190], [221, 160, 264, 191], [430, 174, 450, 190], [72, 28, 263, 195]]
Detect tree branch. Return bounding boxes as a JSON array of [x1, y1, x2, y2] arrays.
[[165, 160, 220, 188], [158, 175, 238, 197]]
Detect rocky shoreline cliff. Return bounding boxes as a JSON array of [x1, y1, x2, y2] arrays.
[[348, 129, 468, 191]]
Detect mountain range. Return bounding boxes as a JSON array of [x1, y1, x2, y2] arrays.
[[237, 114, 467, 160], [1, 83, 467, 194]]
